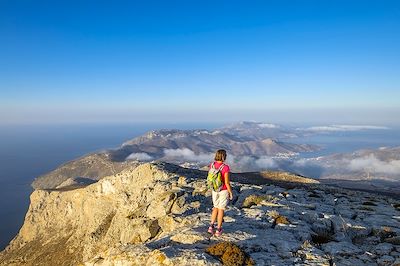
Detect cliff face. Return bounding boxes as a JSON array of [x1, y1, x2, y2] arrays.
[[31, 153, 140, 190], [1, 162, 400, 266], [2, 163, 193, 265]]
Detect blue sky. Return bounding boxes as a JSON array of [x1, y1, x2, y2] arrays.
[[1, 0, 399, 125]]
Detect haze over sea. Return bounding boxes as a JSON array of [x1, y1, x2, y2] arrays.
[[1, 0, 400, 256], [0, 122, 219, 249], [1, 122, 399, 249]]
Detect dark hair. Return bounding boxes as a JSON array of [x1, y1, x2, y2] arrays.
[[214, 149, 227, 162]]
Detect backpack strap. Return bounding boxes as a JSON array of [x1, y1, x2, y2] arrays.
[[211, 162, 225, 173], [211, 162, 216, 170]]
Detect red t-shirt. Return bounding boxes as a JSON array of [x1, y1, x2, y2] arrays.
[[209, 161, 230, 191]]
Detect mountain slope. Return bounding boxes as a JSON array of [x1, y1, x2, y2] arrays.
[[31, 153, 140, 189], [32, 127, 318, 189], [112, 128, 316, 161], [2, 162, 400, 265]]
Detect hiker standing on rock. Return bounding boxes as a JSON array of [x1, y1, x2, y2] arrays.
[[207, 149, 233, 236]]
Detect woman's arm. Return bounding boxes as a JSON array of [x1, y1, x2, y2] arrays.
[[224, 172, 233, 200]]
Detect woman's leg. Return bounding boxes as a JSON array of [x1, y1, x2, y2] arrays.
[[217, 208, 224, 229], [210, 207, 218, 224]]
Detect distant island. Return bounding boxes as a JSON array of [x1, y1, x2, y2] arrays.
[[32, 121, 400, 196], [1, 121, 400, 265]]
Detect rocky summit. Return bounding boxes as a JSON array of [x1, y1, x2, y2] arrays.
[[1, 162, 400, 266]]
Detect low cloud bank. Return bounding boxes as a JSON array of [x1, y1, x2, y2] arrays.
[[255, 156, 277, 168], [348, 154, 400, 175], [299, 125, 389, 132], [126, 152, 153, 161], [284, 155, 400, 178], [162, 148, 278, 171], [129, 148, 399, 179], [163, 148, 214, 163], [258, 123, 280, 129], [233, 155, 277, 172]]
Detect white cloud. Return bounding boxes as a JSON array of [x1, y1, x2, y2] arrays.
[[255, 156, 277, 168], [228, 155, 277, 172], [299, 125, 389, 132], [163, 148, 213, 163], [161, 150, 278, 171], [348, 154, 400, 175], [258, 123, 279, 129], [126, 152, 153, 161], [292, 158, 312, 167], [233, 156, 254, 171]]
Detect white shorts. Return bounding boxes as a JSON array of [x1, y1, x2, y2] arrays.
[[212, 190, 229, 210]]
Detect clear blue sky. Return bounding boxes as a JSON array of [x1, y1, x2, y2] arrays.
[[1, 0, 399, 125]]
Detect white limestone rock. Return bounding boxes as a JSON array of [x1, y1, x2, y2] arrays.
[[374, 243, 394, 256], [377, 255, 395, 266], [1, 161, 400, 266], [322, 241, 363, 256]]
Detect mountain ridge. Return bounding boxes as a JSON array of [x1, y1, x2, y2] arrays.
[[2, 162, 400, 265], [32, 124, 319, 190], [31, 122, 399, 195]]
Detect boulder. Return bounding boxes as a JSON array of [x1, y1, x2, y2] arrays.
[[322, 241, 363, 256], [377, 255, 395, 266], [374, 243, 394, 256], [206, 242, 255, 266]]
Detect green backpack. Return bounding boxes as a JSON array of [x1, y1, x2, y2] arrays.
[[207, 162, 225, 192]]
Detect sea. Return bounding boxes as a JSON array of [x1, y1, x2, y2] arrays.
[[0, 122, 399, 250], [0, 122, 220, 250]]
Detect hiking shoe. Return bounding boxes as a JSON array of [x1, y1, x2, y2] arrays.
[[207, 224, 215, 234], [215, 227, 223, 237]]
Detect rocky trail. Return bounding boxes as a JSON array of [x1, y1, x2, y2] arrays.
[[1, 162, 400, 265]]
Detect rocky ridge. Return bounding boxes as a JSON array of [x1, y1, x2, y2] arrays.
[[31, 153, 140, 190], [1, 162, 400, 265], [32, 127, 318, 190], [112, 128, 317, 162]]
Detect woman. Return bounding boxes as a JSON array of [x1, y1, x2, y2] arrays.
[[208, 149, 233, 236]]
